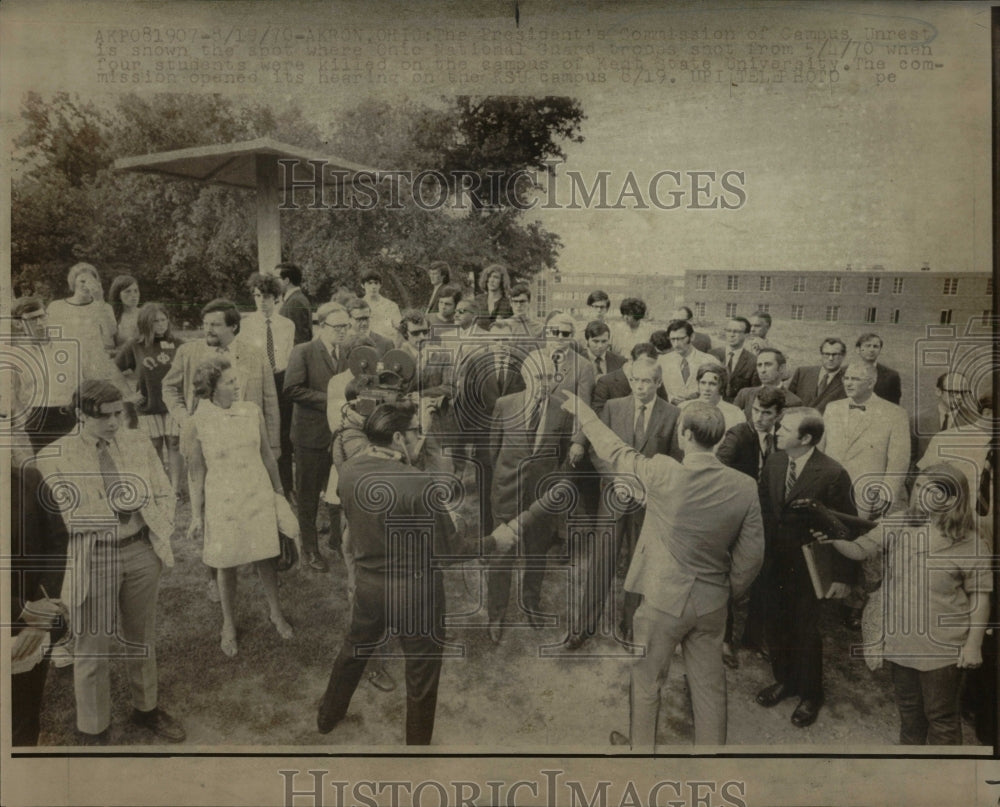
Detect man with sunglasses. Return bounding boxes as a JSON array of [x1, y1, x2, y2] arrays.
[[284, 303, 354, 572]]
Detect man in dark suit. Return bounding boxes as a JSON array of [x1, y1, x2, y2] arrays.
[[424, 260, 450, 315], [710, 316, 758, 402], [910, 371, 977, 469], [582, 320, 625, 379], [756, 407, 857, 728], [277, 262, 313, 345], [486, 353, 575, 642], [787, 337, 848, 413], [566, 356, 682, 649], [855, 332, 901, 405], [733, 348, 803, 419], [317, 400, 449, 745], [591, 342, 667, 415], [285, 302, 352, 572]]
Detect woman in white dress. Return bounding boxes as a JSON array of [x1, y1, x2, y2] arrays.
[[184, 356, 293, 657]]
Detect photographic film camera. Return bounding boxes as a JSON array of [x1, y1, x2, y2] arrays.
[[346, 346, 417, 418]]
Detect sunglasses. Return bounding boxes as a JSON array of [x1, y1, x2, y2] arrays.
[[409, 328, 430, 336], [548, 328, 573, 337]]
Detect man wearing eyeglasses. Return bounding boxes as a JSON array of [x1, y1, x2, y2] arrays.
[[709, 317, 758, 402], [787, 338, 848, 414], [501, 282, 545, 339], [657, 320, 714, 406], [284, 303, 354, 573], [346, 298, 393, 358], [911, 371, 978, 464]]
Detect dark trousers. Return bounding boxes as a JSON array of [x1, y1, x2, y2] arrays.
[[764, 549, 823, 701], [889, 661, 963, 745], [275, 373, 294, 496], [726, 573, 767, 649], [12, 660, 50, 746], [26, 406, 77, 452], [295, 445, 331, 555], [575, 509, 643, 640], [319, 571, 445, 745], [487, 512, 559, 620]]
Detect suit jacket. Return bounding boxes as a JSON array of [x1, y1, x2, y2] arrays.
[[425, 283, 446, 316], [787, 365, 846, 413], [874, 363, 902, 406], [591, 367, 668, 415], [284, 338, 346, 449], [577, 417, 763, 617], [279, 288, 313, 345], [759, 448, 856, 580], [162, 339, 280, 456], [717, 421, 774, 481], [710, 346, 759, 402], [36, 429, 176, 610], [692, 330, 713, 354], [453, 343, 528, 435], [734, 384, 803, 419], [490, 390, 575, 524], [585, 349, 625, 379], [823, 394, 911, 513]]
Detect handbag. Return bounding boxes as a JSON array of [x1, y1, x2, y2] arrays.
[[274, 493, 301, 573]]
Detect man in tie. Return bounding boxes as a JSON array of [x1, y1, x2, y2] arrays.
[[911, 371, 978, 467], [38, 380, 185, 744], [733, 348, 803, 419], [710, 317, 758, 402], [670, 305, 713, 354], [346, 297, 394, 357], [657, 320, 714, 405], [284, 303, 353, 572], [787, 338, 848, 414], [756, 407, 856, 728], [854, 332, 902, 405], [239, 273, 297, 494], [582, 320, 624, 379], [591, 342, 669, 416]]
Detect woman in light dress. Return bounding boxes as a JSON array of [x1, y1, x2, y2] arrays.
[[184, 356, 293, 657]]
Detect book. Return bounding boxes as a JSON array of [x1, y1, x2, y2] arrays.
[[801, 540, 839, 599]]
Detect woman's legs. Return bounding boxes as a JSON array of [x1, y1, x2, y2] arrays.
[[217, 567, 239, 656], [256, 558, 293, 639]]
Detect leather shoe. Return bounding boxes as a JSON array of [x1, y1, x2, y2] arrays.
[[130, 707, 186, 743], [488, 620, 503, 644], [609, 730, 630, 746], [722, 643, 739, 670], [756, 682, 794, 708], [304, 552, 329, 573], [791, 698, 823, 728], [317, 703, 340, 735]]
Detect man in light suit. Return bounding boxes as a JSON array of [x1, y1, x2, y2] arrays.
[[284, 303, 353, 572], [38, 380, 184, 744], [657, 320, 714, 405], [787, 338, 848, 414], [566, 356, 682, 649], [756, 407, 856, 729], [855, 332, 902, 405], [672, 305, 713, 354], [486, 353, 575, 642], [709, 316, 758, 402], [555, 396, 764, 747], [163, 298, 280, 456]]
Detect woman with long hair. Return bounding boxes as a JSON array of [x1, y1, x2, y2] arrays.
[[474, 263, 513, 327], [109, 274, 141, 345], [114, 303, 185, 493], [827, 462, 991, 745]]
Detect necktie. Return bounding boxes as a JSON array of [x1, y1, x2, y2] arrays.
[[633, 403, 647, 448], [595, 357, 604, 376], [785, 458, 798, 502], [727, 351, 734, 373], [817, 372, 828, 395], [762, 432, 773, 460], [97, 439, 132, 526], [680, 357, 690, 384], [849, 404, 866, 411], [332, 345, 340, 370], [265, 318, 276, 371]]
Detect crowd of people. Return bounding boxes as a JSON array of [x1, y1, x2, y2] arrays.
[[6, 259, 995, 749]]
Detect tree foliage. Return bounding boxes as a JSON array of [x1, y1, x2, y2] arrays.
[[12, 92, 585, 317]]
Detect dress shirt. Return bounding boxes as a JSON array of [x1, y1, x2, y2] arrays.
[[237, 311, 296, 373], [658, 348, 713, 401]]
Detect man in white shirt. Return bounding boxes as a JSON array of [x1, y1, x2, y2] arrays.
[[657, 320, 713, 405], [680, 363, 744, 434], [360, 269, 402, 338]]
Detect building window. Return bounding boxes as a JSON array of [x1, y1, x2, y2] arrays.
[[940, 309, 953, 324], [943, 278, 959, 295], [726, 275, 739, 291], [757, 303, 770, 314], [891, 309, 901, 324], [695, 274, 707, 291], [725, 302, 738, 317], [825, 305, 840, 322], [792, 276, 806, 293], [760, 275, 772, 292], [694, 302, 706, 317], [865, 307, 877, 323], [866, 277, 881, 294], [791, 304, 804, 321], [827, 277, 842, 293], [892, 278, 905, 294]]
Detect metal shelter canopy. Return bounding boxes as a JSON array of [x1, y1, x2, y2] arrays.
[[113, 137, 377, 274]]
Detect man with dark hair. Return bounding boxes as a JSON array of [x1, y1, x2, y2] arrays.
[[424, 261, 451, 314], [317, 400, 450, 745], [242, 273, 297, 495], [787, 338, 848, 413], [855, 332, 901, 405], [671, 305, 713, 354], [544, 394, 763, 748], [360, 269, 402, 338], [681, 363, 745, 433], [276, 263, 313, 345], [733, 348, 802, 419], [346, 297, 393, 357], [710, 316, 758, 402], [911, 371, 978, 469], [284, 303, 353, 572], [586, 289, 611, 321], [591, 342, 668, 415], [756, 406, 856, 729], [582, 320, 623, 378], [610, 297, 653, 354], [658, 320, 714, 405], [428, 283, 463, 329], [503, 281, 544, 338]]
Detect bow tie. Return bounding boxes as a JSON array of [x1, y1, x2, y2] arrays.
[[849, 404, 866, 411]]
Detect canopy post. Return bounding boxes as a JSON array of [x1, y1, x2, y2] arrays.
[[255, 154, 282, 275]]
